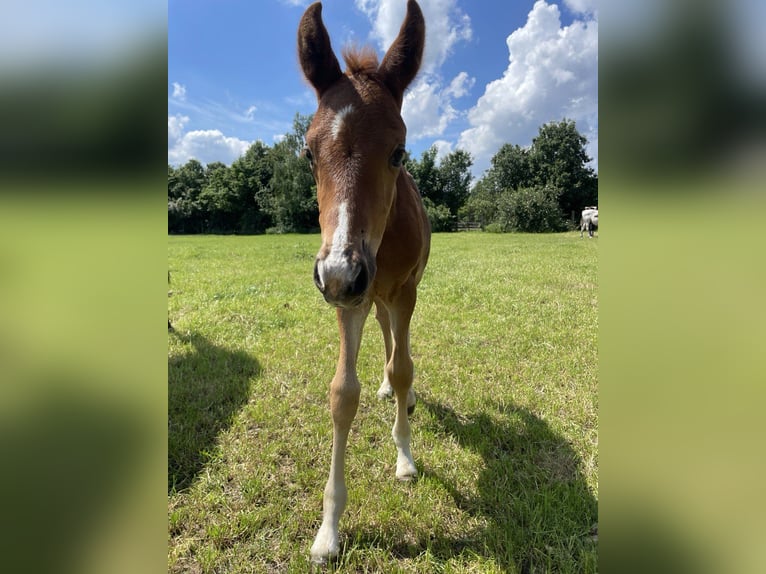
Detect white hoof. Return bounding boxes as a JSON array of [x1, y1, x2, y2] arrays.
[[376, 380, 393, 400], [395, 451, 417, 480], [396, 464, 418, 481], [310, 525, 340, 564]]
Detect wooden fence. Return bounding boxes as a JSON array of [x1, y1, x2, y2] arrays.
[[455, 221, 482, 232]]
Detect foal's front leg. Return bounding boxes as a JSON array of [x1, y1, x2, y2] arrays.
[[310, 302, 370, 564]]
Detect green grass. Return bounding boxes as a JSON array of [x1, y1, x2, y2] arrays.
[[168, 232, 598, 573]]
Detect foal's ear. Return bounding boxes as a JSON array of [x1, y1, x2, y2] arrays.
[[379, 0, 425, 108], [297, 2, 343, 98]]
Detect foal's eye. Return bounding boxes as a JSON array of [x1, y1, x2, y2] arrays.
[[390, 145, 406, 168], [302, 146, 314, 166]]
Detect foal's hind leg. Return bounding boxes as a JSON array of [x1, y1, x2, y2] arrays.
[[384, 280, 419, 479], [376, 298, 416, 412], [375, 300, 394, 400]]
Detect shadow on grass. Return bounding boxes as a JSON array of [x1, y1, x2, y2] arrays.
[[0, 379, 148, 574], [168, 331, 260, 493], [351, 394, 598, 573]]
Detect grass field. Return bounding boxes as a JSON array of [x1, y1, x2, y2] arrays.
[[168, 231, 598, 573]]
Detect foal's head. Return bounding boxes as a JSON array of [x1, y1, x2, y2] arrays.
[[298, 1, 425, 308]]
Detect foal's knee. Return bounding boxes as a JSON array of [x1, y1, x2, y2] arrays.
[[329, 377, 360, 429]]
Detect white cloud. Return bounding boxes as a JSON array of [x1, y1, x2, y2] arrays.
[[168, 114, 252, 166], [458, 0, 598, 175], [171, 82, 186, 101], [432, 139, 453, 161], [402, 77, 455, 140], [402, 71, 473, 141], [168, 114, 189, 147], [563, 0, 597, 16], [445, 71, 475, 98], [355, 0, 471, 73], [353, 2, 474, 145]]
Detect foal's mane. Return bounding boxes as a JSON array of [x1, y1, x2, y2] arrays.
[[342, 45, 379, 76]]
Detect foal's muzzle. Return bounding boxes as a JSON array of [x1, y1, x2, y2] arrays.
[[313, 250, 374, 308]]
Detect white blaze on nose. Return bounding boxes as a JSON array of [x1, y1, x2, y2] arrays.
[[326, 201, 350, 268], [331, 105, 354, 141], [315, 200, 363, 299]]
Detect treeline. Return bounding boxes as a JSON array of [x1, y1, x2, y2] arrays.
[[168, 115, 597, 234], [168, 114, 315, 234], [459, 120, 598, 232]]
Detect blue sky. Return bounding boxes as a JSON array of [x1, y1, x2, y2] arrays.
[[168, 0, 598, 177]]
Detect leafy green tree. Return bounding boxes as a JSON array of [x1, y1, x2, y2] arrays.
[[230, 141, 273, 233], [459, 176, 500, 226], [421, 197, 453, 232], [407, 145, 441, 203], [257, 113, 317, 232], [167, 116, 597, 235], [197, 162, 239, 233], [497, 186, 567, 233], [168, 164, 182, 232], [176, 158, 206, 193], [168, 164, 180, 199], [168, 159, 206, 233], [466, 120, 597, 231], [530, 120, 597, 219], [291, 112, 313, 144], [462, 144, 533, 228], [438, 149, 473, 218], [407, 146, 473, 230], [485, 143, 534, 194]]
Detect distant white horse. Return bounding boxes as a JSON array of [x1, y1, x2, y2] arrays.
[[580, 207, 598, 238]]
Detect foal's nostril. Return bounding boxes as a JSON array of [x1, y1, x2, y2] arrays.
[[313, 260, 324, 292], [348, 262, 368, 298]]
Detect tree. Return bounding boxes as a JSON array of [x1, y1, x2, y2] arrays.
[[466, 119, 597, 231], [230, 141, 273, 233], [438, 149, 473, 218], [421, 197, 453, 232], [485, 143, 534, 194], [198, 161, 239, 233], [496, 186, 567, 233], [406, 145, 441, 203], [168, 159, 206, 233], [168, 164, 180, 199], [167, 116, 597, 235], [530, 120, 597, 219], [256, 113, 317, 232], [459, 176, 500, 226], [407, 146, 473, 230], [461, 144, 531, 228], [291, 112, 313, 144]]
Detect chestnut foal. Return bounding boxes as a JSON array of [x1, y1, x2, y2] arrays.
[[297, 0, 430, 563]]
